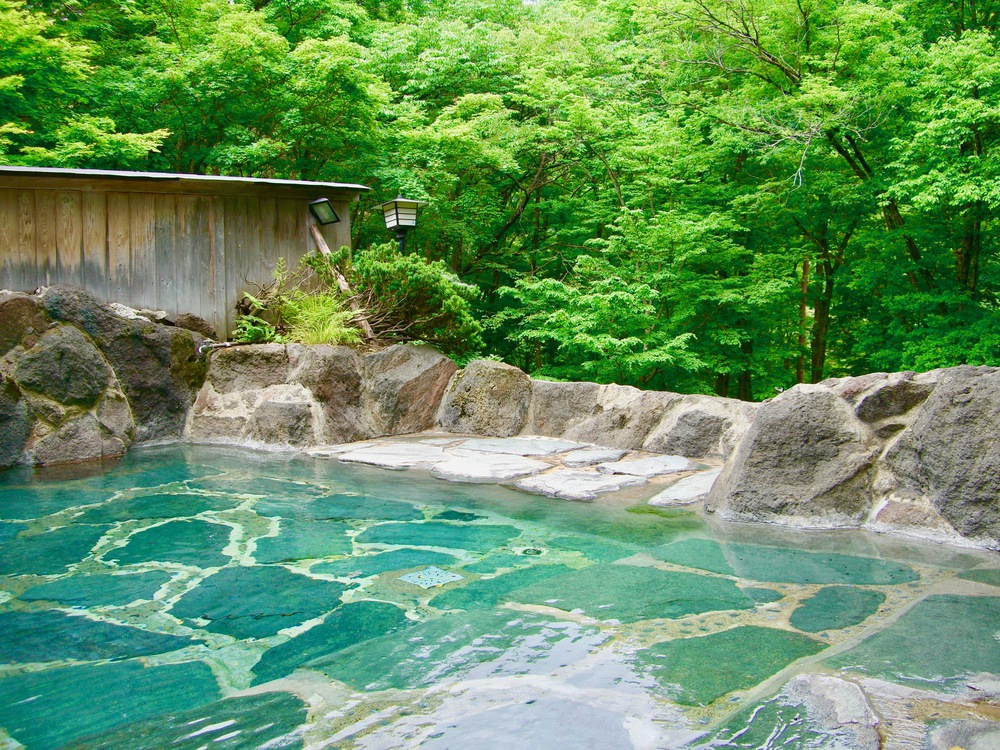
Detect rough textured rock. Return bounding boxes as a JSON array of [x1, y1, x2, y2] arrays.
[[28, 414, 122, 465], [40, 286, 207, 442], [174, 312, 217, 340], [244, 385, 321, 448], [881, 366, 1000, 543], [649, 468, 722, 506], [206, 344, 289, 394], [824, 371, 937, 423], [13, 326, 111, 407], [0, 374, 31, 468], [437, 360, 531, 437], [287, 344, 365, 443], [364, 345, 458, 436], [96, 390, 135, 444], [0, 292, 48, 355], [782, 674, 880, 750], [527, 380, 681, 450], [644, 395, 757, 458], [708, 385, 881, 527]]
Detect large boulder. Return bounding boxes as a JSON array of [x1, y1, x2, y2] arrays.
[[13, 326, 111, 407], [708, 385, 881, 527], [205, 344, 289, 393], [0, 375, 31, 468], [526, 380, 680, 450], [823, 370, 937, 437], [643, 395, 757, 458], [0, 292, 49, 355], [28, 414, 126, 465], [437, 360, 531, 437], [244, 385, 321, 448], [41, 286, 207, 442], [288, 345, 365, 443], [882, 366, 1000, 544], [364, 345, 457, 436]]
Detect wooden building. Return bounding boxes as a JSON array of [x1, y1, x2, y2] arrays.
[[0, 166, 368, 337]]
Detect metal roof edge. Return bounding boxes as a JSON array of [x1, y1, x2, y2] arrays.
[[0, 165, 370, 192]]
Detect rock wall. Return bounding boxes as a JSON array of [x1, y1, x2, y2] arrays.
[[0, 287, 207, 467], [3, 288, 997, 549]]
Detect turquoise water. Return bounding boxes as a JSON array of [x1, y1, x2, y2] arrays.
[[0, 445, 997, 749]]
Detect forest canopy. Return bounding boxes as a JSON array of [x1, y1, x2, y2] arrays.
[[3, 0, 998, 399]]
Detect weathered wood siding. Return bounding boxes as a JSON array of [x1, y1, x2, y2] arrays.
[[0, 186, 353, 337]]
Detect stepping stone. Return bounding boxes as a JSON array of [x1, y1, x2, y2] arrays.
[[648, 468, 722, 506], [0, 609, 196, 665], [0, 660, 221, 750], [430, 451, 549, 482], [338, 444, 447, 470], [66, 692, 308, 750], [562, 447, 628, 467], [455, 437, 588, 456], [251, 601, 410, 686], [306, 442, 376, 457], [170, 565, 349, 639], [356, 522, 520, 552], [635, 626, 825, 705], [514, 469, 648, 501], [790, 586, 886, 632], [597, 455, 699, 477], [314, 548, 458, 578], [20, 571, 172, 607], [0, 524, 109, 575]]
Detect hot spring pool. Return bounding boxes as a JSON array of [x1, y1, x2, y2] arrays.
[[0, 445, 998, 749]]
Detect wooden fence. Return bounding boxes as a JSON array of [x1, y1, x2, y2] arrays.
[[0, 168, 365, 337]]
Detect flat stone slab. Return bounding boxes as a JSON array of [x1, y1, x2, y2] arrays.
[[597, 454, 699, 477], [562, 447, 628, 467], [648, 468, 722, 506], [514, 469, 648, 501], [337, 443, 447, 470], [430, 451, 549, 483], [306, 442, 376, 457], [455, 437, 589, 456]]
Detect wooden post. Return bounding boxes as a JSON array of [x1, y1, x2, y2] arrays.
[[309, 224, 375, 340]]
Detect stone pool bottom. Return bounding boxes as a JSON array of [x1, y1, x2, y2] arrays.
[[0, 442, 997, 750]]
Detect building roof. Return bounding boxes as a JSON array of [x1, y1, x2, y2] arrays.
[[0, 166, 369, 199]]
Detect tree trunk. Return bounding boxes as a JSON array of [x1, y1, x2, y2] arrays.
[[797, 256, 809, 384], [810, 276, 833, 383], [738, 339, 753, 401]]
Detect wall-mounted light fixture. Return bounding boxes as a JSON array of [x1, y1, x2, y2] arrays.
[[309, 198, 340, 225]]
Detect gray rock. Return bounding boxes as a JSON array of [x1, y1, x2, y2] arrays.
[[927, 720, 1000, 750], [708, 385, 880, 527], [430, 450, 549, 483], [562, 447, 628, 467], [96, 389, 134, 444], [882, 366, 1000, 543], [0, 375, 31, 468], [597, 454, 698, 477], [186, 384, 251, 442], [13, 326, 110, 407], [527, 380, 682, 450], [514, 468, 647, 500], [174, 312, 217, 339], [455, 437, 587, 456], [207, 344, 289, 393], [30, 414, 119, 464], [644, 396, 757, 458], [825, 371, 936, 423], [41, 286, 207, 442], [0, 292, 48, 355], [782, 674, 880, 750], [338, 443, 447, 470], [364, 344, 457, 436], [245, 387, 320, 448], [437, 359, 531, 437], [649, 468, 722, 506], [288, 344, 366, 443]]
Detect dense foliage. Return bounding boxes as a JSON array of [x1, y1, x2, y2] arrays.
[[4, 0, 999, 397]]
